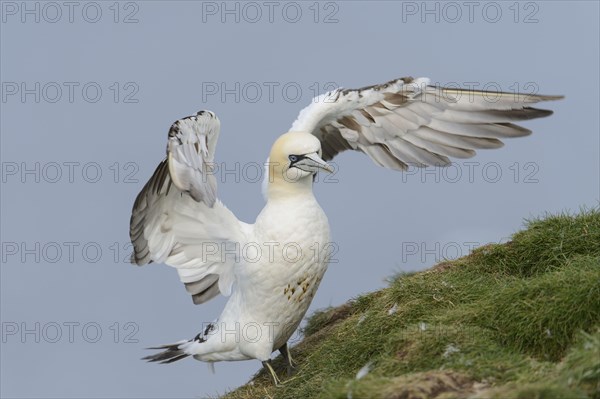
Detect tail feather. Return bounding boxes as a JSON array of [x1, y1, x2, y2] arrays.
[[143, 341, 191, 364], [143, 323, 214, 364]]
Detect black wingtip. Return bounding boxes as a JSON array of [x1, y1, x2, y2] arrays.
[[538, 94, 565, 101], [517, 107, 556, 120]]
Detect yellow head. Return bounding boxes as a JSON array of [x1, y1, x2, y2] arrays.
[[265, 131, 332, 199]]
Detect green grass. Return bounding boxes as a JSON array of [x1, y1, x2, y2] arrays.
[[223, 208, 600, 399]]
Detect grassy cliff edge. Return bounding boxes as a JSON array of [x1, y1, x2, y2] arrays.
[[224, 208, 600, 399]]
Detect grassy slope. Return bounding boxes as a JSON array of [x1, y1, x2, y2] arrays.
[[224, 209, 600, 399]]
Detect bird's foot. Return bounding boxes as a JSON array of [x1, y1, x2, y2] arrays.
[[286, 363, 297, 377], [278, 342, 297, 377], [262, 360, 282, 386]]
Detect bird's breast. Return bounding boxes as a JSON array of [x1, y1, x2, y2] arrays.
[[253, 195, 331, 254], [233, 195, 331, 340]]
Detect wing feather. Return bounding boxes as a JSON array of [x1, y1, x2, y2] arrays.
[[290, 77, 562, 169], [167, 110, 220, 206], [130, 111, 249, 305]]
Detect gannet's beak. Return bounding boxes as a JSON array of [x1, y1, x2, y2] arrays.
[[294, 153, 334, 173]]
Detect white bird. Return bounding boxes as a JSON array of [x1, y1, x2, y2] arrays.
[[129, 76, 562, 384]]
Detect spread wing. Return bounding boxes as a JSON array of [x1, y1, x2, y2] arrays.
[[130, 111, 249, 305], [291, 77, 563, 169]]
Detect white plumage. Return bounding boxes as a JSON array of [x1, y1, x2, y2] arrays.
[[129, 76, 562, 384]]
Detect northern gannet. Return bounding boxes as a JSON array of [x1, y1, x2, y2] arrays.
[[129, 76, 562, 384]]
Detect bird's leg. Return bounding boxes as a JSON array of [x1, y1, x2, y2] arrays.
[[262, 360, 282, 386], [278, 342, 297, 376]]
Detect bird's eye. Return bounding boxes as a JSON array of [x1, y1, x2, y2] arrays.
[[289, 155, 298, 162]]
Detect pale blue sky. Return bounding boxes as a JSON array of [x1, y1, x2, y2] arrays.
[[1, 1, 599, 398]]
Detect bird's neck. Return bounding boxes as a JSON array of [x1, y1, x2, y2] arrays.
[[267, 176, 314, 202]]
